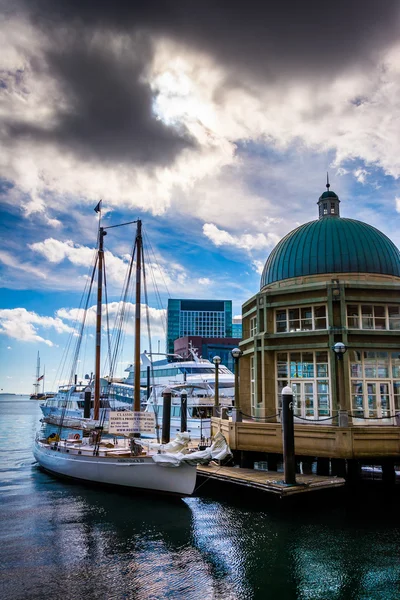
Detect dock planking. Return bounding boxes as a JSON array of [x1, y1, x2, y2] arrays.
[[197, 464, 346, 498]]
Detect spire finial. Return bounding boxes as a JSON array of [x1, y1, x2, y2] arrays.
[[326, 172, 330, 190]]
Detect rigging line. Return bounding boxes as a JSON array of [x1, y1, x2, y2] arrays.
[[142, 244, 160, 442], [57, 254, 99, 437], [53, 241, 99, 390], [142, 232, 167, 335], [108, 236, 137, 385], [143, 229, 171, 299], [105, 237, 135, 386], [110, 239, 136, 378], [103, 219, 138, 230], [142, 229, 169, 317], [193, 455, 234, 494], [102, 254, 113, 382], [142, 243, 164, 331], [142, 228, 169, 315]]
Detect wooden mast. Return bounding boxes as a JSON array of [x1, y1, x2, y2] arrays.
[[133, 219, 142, 413], [94, 227, 106, 420]]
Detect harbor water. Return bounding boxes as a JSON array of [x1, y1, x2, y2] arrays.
[[1, 395, 400, 599]]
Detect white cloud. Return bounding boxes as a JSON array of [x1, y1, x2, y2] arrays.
[[0, 308, 75, 346], [251, 260, 265, 275], [354, 168, 370, 184], [0, 250, 47, 279], [203, 223, 280, 251], [7, 346, 11, 349], [395, 197, 400, 213], [57, 302, 167, 350], [198, 277, 211, 285]]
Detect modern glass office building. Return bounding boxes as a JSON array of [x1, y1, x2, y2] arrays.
[[167, 299, 233, 356]]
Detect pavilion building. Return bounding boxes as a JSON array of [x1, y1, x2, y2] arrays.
[[215, 183, 400, 470]]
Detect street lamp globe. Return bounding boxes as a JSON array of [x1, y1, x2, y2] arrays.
[[332, 342, 347, 355], [213, 355, 221, 365], [231, 347, 242, 360]]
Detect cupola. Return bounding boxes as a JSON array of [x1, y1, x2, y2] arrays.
[[317, 173, 340, 219]]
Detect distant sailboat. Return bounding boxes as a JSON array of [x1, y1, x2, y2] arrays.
[[30, 352, 45, 399]]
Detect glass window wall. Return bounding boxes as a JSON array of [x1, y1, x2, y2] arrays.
[[276, 351, 331, 418], [275, 305, 327, 333], [349, 350, 400, 419]]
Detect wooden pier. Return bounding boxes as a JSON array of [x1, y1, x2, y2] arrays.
[[197, 464, 345, 498]]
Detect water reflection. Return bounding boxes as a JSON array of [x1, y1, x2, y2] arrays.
[[1, 397, 400, 599]]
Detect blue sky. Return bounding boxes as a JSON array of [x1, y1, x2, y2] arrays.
[[1, 1, 400, 393]]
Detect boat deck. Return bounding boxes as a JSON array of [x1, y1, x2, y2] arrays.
[[196, 464, 345, 498]]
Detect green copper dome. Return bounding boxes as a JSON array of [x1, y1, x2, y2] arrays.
[[261, 191, 400, 288], [319, 190, 338, 199]]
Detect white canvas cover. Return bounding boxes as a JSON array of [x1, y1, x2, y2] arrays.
[[152, 432, 231, 468]]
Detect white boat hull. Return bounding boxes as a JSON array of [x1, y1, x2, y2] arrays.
[[33, 440, 197, 496]]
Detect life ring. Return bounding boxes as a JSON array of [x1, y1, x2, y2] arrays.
[[73, 433, 80, 440]]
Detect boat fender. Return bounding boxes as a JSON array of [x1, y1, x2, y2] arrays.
[[73, 433, 80, 440]]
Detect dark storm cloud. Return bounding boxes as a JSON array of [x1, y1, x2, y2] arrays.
[[6, 33, 194, 165], [5, 0, 400, 165], [29, 0, 400, 79]]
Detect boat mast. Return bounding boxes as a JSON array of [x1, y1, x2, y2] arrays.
[[94, 227, 106, 420], [34, 351, 40, 396], [133, 219, 142, 413]]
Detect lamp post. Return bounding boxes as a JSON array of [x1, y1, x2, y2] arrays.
[[332, 342, 348, 426], [212, 355, 221, 413], [231, 347, 242, 422]]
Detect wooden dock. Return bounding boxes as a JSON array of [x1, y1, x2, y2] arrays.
[[197, 464, 346, 498]]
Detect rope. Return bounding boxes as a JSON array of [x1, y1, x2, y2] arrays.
[[349, 412, 399, 420], [193, 455, 234, 493], [239, 411, 280, 421], [292, 414, 338, 422]]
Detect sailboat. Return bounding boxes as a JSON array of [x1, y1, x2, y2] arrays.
[[30, 352, 45, 399], [33, 216, 201, 496]]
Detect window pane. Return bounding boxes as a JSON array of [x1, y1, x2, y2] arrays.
[[288, 308, 300, 331], [291, 383, 301, 415], [375, 319, 386, 330], [361, 305, 373, 329], [317, 381, 330, 415], [389, 307, 400, 330], [316, 351, 328, 363], [347, 305, 359, 328], [277, 353, 288, 378], [352, 381, 364, 416], [374, 305, 385, 318], [317, 363, 328, 377], [392, 353, 400, 378], [290, 353, 301, 378], [377, 354, 389, 378], [380, 383, 390, 417], [314, 306, 326, 318], [276, 318, 287, 333], [394, 381, 400, 411], [301, 307, 312, 319], [302, 353, 314, 378]]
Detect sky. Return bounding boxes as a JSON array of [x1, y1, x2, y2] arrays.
[[2, 0, 400, 393]]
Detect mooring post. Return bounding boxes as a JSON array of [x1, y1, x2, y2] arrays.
[[162, 388, 172, 444], [146, 365, 151, 400], [84, 386, 91, 419], [282, 385, 296, 485], [180, 393, 187, 433]]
